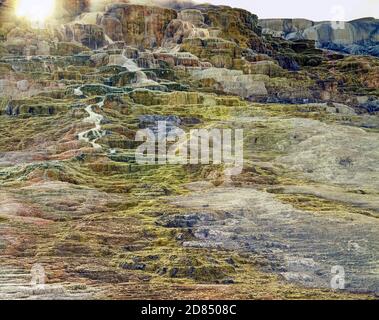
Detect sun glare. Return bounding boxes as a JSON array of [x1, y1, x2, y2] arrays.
[[15, 0, 56, 23]]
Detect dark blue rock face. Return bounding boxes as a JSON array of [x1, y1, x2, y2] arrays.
[[358, 100, 379, 114]]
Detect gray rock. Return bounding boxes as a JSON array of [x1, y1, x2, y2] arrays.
[[16, 80, 29, 92], [170, 187, 379, 292], [260, 17, 379, 57]]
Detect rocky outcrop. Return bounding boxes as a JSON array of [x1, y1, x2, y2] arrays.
[[129, 89, 245, 107], [62, 23, 105, 49], [260, 18, 315, 37], [130, 89, 204, 106], [3, 27, 54, 56], [102, 4, 177, 48], [181, 37, 242, 69], [190, 68, 268, 98], [260, 17, 379, 57], [100, 15, 123, 41], [196, 5, 264, 51], [162, 19, 210, 48], [178, 9, 205, 27], [52, 42, 88, 55], [154, 51, 201, 67], [242, 60, 285, 77]]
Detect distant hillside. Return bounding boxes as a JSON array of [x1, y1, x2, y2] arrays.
[[259, 17, 379, 57]]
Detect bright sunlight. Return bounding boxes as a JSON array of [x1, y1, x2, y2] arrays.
[[15, 0, 56, 23]]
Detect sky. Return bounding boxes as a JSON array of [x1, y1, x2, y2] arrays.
[[201, 0, 379, 21]]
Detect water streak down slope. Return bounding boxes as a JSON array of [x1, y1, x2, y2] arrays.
[[77, 92, 106, 150]]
